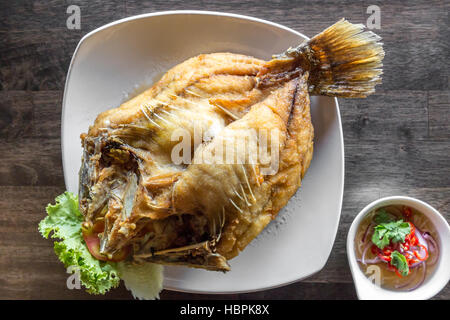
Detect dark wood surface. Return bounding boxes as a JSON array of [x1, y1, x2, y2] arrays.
[[1, 0, 449, 300]]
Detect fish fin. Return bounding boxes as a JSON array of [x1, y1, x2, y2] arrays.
[[134, 241, 231, 272], [278, 18, 384, 98]]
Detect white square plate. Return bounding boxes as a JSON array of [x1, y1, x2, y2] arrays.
[[62, 11, 344, 294]]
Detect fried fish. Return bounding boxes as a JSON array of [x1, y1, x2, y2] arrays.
[[79, 19, 384, 271]]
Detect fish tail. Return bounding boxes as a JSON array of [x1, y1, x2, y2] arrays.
[[269, 19, 384, 98], [304, 18, 384, 97]]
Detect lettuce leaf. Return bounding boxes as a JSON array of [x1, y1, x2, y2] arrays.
[[38, 192, 120, 294], [117, 261, 164, 300]]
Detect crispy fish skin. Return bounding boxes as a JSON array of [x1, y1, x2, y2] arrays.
[[171, 76, 313, 260], [79, 19, 384, 271], [80, 53, 271, 269]]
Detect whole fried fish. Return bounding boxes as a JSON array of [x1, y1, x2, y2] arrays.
[[79, 19, 384, 271]]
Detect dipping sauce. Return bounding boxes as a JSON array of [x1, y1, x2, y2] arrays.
[[355, 205, 439, 291]]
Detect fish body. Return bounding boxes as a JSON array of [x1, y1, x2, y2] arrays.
[[79, 19, 384, 271]]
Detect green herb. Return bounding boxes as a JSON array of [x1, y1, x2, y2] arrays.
[[371, 219, 411, 249], [373, 209, 396, 224], [38, 192, 120, 294], [390, 251, 409, 276]]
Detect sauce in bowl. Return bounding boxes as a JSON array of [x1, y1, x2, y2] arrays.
[[355, 205, 440, 291]]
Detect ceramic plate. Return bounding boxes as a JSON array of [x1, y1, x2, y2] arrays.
[[62, 11, 344, 293]]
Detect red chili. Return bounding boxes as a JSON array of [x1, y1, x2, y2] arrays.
[[409, 222, 416, 236], [370, 210, 426, 277], [403, 206, 412, 220], [378, 253, 391, 262], [413, 244, 429, 261], [371, 245, 378, 254], [395, 269, 404, 278]]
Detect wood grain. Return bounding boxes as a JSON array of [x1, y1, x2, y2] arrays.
[[0, 0, 448, 300]]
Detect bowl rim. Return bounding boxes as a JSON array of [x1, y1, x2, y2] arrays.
[[61, 10, 345, 294], [347, 195, 450, 299]]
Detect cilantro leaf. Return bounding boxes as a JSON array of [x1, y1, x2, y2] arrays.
[[372, 225, 390, 249], [390, 251, 409, 276], [373, 209, 396, 224], [371, 219, 411, 249], [38, 192, 120, 294], [385, 221, 411, 243]]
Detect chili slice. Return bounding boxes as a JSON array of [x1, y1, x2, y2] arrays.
[[413, 244, 429, 261]]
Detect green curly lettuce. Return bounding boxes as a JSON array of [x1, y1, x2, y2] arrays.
[[38, 192, 120, 294]]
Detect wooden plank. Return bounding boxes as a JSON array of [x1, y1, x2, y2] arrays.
[[0, 0, 126, 32], [0, 91, 33, 139], [344, 140, 450, 190], [0, 91, 62, 140], [0, 1, 126, 90], [1, 1, 448, 91], [0, 138, 64, 186], [0, 0, 449, 300], [428, 90, 450, 139], [339, 90, 429, 143], [0, 30, 76, 91]]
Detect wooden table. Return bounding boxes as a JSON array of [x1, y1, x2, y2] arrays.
[[1, 0, 448, 300]]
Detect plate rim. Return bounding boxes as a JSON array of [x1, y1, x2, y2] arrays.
[[61, 10, 345, 294]]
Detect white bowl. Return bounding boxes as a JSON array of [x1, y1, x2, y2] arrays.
[[347, 196, 450, 300], [62, 11, 344, 293]]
